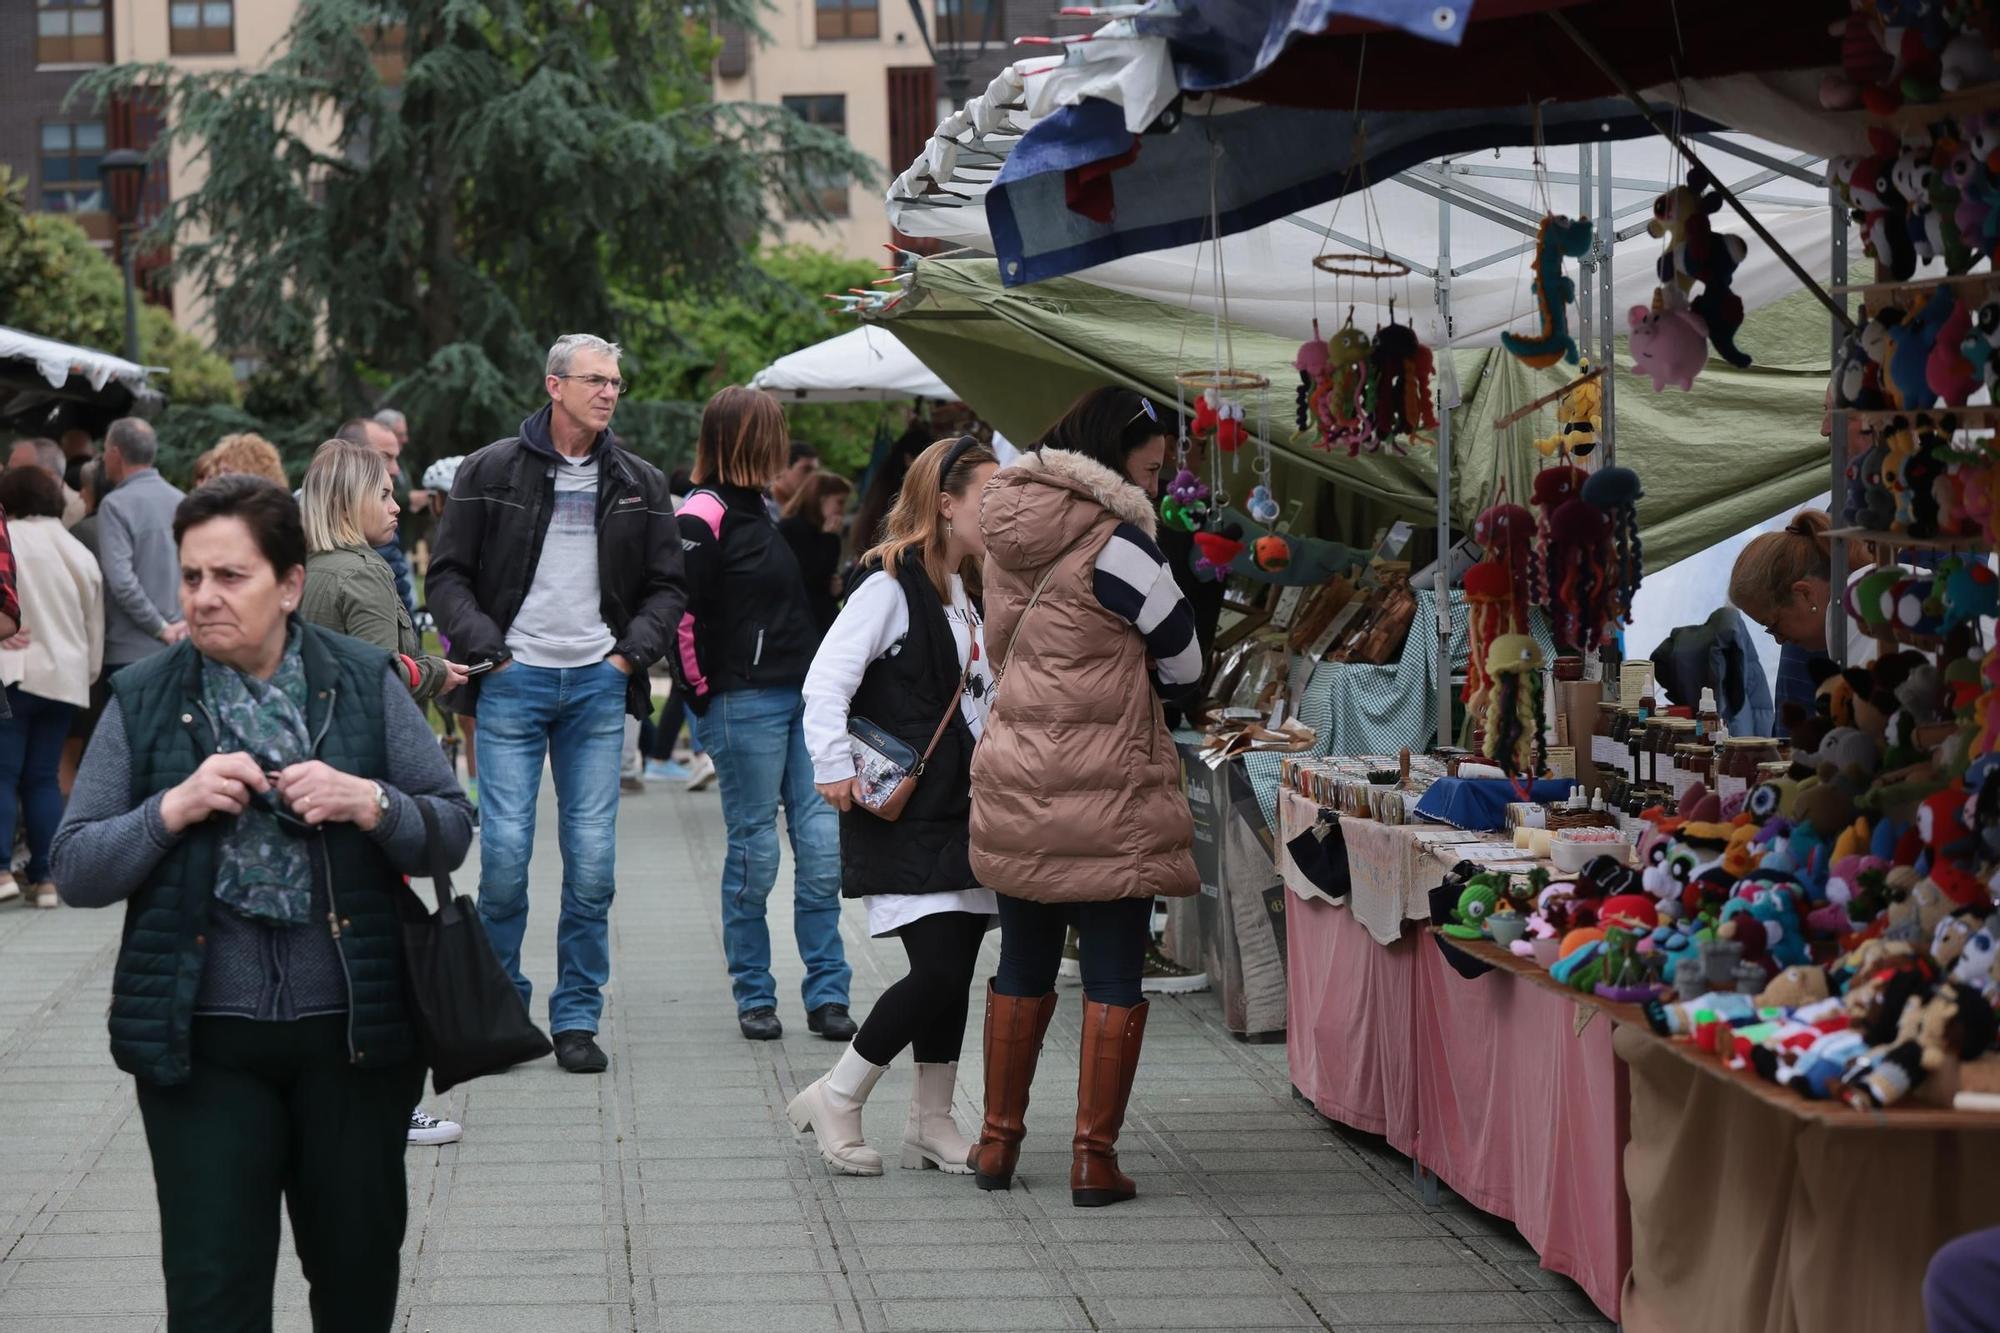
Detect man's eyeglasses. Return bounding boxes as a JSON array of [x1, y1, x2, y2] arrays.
[[1129, 397, 1159, 426], [556, 373, 626, 396]]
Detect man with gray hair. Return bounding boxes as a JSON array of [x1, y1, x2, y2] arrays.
[[6, 438, 87, 528], [95, 417, 187, 674], [374, 406, 435, 556], [428, 334, 686, 1075]]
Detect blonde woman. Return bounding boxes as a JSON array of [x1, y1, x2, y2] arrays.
[[1728, 508, 1872, 733], [208, 433, 290, 488], [298, 439, 465, 707], [788, 437, 999, 1175], [298, 437, 469, 1147]]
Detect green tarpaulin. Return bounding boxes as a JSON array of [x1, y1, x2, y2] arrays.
[[875, 256, 1838, 571]]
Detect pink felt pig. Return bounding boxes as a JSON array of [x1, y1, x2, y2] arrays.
[[1628, 301, 1710, 392]]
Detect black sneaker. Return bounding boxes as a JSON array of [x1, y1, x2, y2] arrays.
[[807, 1004, 857, 1042], [552, 1030, 608, 1073], [739, 1007, 783, 1041]]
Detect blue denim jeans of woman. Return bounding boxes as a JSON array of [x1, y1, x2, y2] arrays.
[[0, 686, 76, 883], [472, 659, 628, 1036], [701, 686, 849, 1016], [994, 896, 1153, 1007]]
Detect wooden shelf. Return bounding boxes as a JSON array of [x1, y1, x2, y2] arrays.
[[1826, 526, 1994, 551], [1829, 269, 2000, 301]]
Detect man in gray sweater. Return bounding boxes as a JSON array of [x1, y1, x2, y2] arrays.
[[96, 418, 187, 673]]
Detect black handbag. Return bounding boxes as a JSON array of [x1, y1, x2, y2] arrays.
[[399, 801, 554, 1092]]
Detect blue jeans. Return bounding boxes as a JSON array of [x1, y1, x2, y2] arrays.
[[701, 687, 849, 1015], [0, 687, 75, 883], [994, 896, 1153, 1007], [473, 660, 628, 1035]]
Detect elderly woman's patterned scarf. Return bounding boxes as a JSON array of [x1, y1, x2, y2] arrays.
[[201, 623, 313, 926]]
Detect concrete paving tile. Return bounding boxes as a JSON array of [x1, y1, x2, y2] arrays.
[[1044, 1215, 1231, 1242], [643, 1222, 826, 1250], [875, 1298, 1077, 1329], [854, 1243, 1042, 1272], [1078, 1268, 1281, 1297], [864, 1269, 1064, 1299], [1326, 1291, 1545, 1324], [1245, 1212, 1449, 1240], [1059, 1241, 1260, 1271], [843, 1219, 1021, 1247], [0, 1320, 161, 1333], [653, 1272, 839, 1303], [7, 1257, 161, 1285], [423, 1276, 618, 1304], [1304, 1262, 1510, 1294], [424, 1224, 608, 1251], [425, 1249, 611, 1278], [401, 1304, 617, 1332], [1090, 1296, 1315, 1328], [647, 1246, 836, 1276], [656, 1302, 851, 1331], [0, 1287, 163, 1316]]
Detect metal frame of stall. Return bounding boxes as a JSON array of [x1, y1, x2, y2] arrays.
[[1321, 142, 1834, 746]]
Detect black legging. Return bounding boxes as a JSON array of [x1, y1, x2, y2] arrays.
[[851, 910, 988, 1066]]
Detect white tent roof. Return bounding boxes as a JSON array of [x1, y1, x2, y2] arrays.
[[0, 324, 158, 391], [751, 326, 955, 403]]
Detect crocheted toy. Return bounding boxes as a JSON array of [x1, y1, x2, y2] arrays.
[[1943, 559, 1999, 629], [1544, 498, 1614, 651], [1530, 464, 1586, 605], [1580, 465, 1644, 625], [1246, 483, 1280, 525], [1650, 168, 1753, 366], [1835, 132, 1919, 280], [1859, 4, 1947, 117], [1371, 318, 1426, 443], [1929, 291, 1979, 404], [1325, 324, 1377, 455], [1501, 214, 1595, 370], [1628, 297, 1710, 391], [1294, 322, 1331, 438], [1461, 559, 1514, 716], [1192, 391, 1247, 453], [1191, 523, 1244, 581], [1472, 501, 1537, 633], [1820, 3, 1895, 110], [1533, 360, 1603, 457], [1252, 533, 1292, 573], [1889, 289, 1955, 409], [1160, 467, 1210, 532], [1439, 874, 1506, 940], [1480, 633, 1546, 776]]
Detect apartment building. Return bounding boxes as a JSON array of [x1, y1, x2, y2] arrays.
[[716, 0, 1034, 260], [2, 1, 301, 336]]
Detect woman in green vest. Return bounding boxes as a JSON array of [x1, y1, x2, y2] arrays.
[[51, 475, 474, 1332]]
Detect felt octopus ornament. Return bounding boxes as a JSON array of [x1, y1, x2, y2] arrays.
[[1501, 214, 1595, 370], [1160, 468, 1210, 532], [1481, 633, 1547, 776], [1533, 360, 1603, 457], [1295, 322, 1332, 438], [1579, 465, 1644, 625], [1544, 498, 1616, 652], [1473, 501, 1537, 634], [1530, 465, 1587, 604], [1462, 558, 1515, 716], [1323, 323, 1378, 455], [1369, 312, 1437, 446]]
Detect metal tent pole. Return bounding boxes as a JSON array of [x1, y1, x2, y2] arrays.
[[1827, 185, 1851, 666], [1577, 146, 1595, 361], [1435, 182, 1456, 749], [1598, 139, 1617, 464]]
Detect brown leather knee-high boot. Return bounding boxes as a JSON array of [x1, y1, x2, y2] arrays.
[[966, 983, 1060, 1191], [1070, 998, 1149, 1208]]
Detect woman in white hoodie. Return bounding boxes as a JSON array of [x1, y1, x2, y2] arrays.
[[0, 466, 103, 907]]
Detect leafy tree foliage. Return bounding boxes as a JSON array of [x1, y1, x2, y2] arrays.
[[76, 0, 874, 473]]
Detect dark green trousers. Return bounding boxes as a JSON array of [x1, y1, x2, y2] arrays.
[[135, 1014, 424, 1333]]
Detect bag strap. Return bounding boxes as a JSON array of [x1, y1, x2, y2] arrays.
[[915, 655, 975, 773], [415, 799, 454, 910], [992, 558, 1068, 693]]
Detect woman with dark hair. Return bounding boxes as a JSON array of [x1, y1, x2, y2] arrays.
[[966, 385, 1204, 1207], [780, 469, 856, 638], [850, 419, 933, 560], [789, 437, 1000, 1175], [0, 465, 102, 908], [673, 387, 852, 1043], [51, 475, 474, 1330]]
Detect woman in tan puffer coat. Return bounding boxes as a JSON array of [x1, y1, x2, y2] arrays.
[[966, 387, 1203, 1207]]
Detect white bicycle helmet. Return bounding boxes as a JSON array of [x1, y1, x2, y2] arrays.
[[422, 455, 464, 492]]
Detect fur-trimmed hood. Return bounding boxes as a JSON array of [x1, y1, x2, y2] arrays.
[[980, 447, 1156, 576]]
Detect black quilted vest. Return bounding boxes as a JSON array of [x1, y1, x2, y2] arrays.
[[108, 624, 412, 1086]]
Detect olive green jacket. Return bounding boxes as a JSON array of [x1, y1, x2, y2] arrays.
[[300, 545, 451, 705]]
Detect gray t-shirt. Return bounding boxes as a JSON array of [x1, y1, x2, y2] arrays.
[[506, 453, 614, 668]]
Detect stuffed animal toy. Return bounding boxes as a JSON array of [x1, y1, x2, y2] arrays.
[[1502, 214, 1594, 369], [1889, 290, 1954, 409], [1324, 324, 1377, 455], [1652, 168, 1753, 367], [1472, 502, 1536, 632], [1940, 9, 2000, 90], [1461, 559, 1514, 716], [1754, 1026, 1870, 1098], [1760, 964, 1833, 1009], [1191, 523, 1244, 581], [1544, 498, 1615, 651], [1846, 981, 1997, 1108], [1246, 483, 1280, 525], [1835, 133, 1919, 279], [1294, 323, 1331, 439], [1719, 889, 1811, 976], [1929, 293, 1979, 403], [1579, 465, 1644, 624], [1833, 330, 1887, 413], [1963, 298, 2000, 404], [1918, 786, 1988, 904], [1160, 468, 1210, 532], [1439, 875, 1505, 939], [1534, 360, 1603, 457], [1952, 914, 2000, 1002], [1893, 125, 1945, 268], [1530, 464, 1587, 604], [1627, 298, 1710, 391], [1371, 319, 1426, 442], [1923, 130, 1979, 272], [1944, 135, 2000, 248], [1480, 634, 1545, 776], [1251, 533, 1291, 573], [1943, 559, 1999, 628], [1860, 1, 1947, 116], [1822, 3, 1894, 109]]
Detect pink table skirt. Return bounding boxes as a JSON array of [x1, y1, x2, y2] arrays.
[[1285, 888, 1629, 1319]]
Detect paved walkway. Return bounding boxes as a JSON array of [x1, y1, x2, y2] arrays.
[[0, 774, 1617, 1333]]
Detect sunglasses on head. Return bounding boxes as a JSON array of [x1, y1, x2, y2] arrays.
[[1128, 397, 1159, 427]]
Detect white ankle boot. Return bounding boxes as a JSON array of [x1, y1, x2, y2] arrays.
[[787, 1047, 888, 1175], [901, 1061, 975, 1174]]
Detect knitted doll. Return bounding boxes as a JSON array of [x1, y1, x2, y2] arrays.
[[1580, 465, 1644, 626], [1480, 633, 1545, 776]]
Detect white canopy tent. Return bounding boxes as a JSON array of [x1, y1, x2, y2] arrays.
[[750, 325, 955, 403]]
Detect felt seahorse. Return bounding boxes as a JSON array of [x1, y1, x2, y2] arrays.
[[1501, 214, 1596, 370]]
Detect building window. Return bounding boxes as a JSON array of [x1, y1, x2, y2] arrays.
[[782, 94, 849, 218], [816, 0, 878, 41], [936, 0, 999, 47], [169, 0, 235, 55], [39, 121, 108, 215], [36, 0, 110, 65]]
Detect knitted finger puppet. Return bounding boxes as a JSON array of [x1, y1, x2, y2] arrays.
[[1473, 502, 1537, 632], [1530, 465, 1587, 605], [1501, 214, 1595, 370], [1580, 465, 1644, 625], [1480, 633, 1546, 776], [1628, 297, 1710, 391], [1160, 467, 1209, 532]]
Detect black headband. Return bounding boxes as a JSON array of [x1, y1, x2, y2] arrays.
[[939, 434, 979, 479]]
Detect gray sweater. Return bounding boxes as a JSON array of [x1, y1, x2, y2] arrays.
[[96, 469, 186, 667], [51, 665, 474, 1021]]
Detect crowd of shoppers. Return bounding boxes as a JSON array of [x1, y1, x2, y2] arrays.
[[2, 333, 1219, 1329]]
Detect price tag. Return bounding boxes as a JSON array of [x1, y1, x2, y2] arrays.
[[1271, 585, 1305, 629]]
